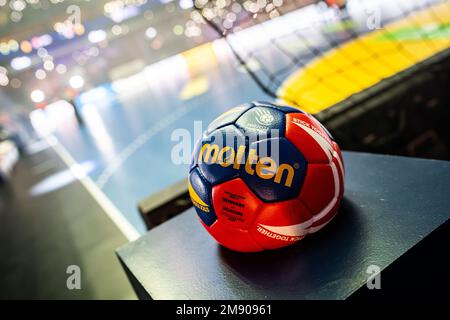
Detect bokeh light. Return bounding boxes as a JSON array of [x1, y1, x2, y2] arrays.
[[56, 64, 67, 74], [0, 73, 9, 86], [43, 60, 55, 71], [20, 40, 32, 53], [35, 69, 47, 80], [145, 27, 157, 39], [173, 25, 184, 35], [69, 75, 85, 89], [88, 30, 107, 43], [11, 56, 31, 70], [30, 89, 45, 103], [112, 24, 123, 35], [10, 78, 21, 88]]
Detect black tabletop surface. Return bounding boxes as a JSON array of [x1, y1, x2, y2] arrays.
[[116, 152, 450, 299]]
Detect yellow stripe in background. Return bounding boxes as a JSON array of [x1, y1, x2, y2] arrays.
[[278, 1, 450, 114], [181, 42, 218, 76]]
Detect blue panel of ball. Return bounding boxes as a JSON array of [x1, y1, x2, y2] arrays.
[[235, 105, 286, 137], [190, 137, 202, 172], [240, 137, 307, 202], [189, 168, 217, 226], [206, 103, 253, 135]]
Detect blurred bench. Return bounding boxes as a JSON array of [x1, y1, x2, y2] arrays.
[[138, 178, 191, 230]]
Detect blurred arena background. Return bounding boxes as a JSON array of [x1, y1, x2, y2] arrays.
[[196, 0, 450, 159], [0, 0, 449, 298]]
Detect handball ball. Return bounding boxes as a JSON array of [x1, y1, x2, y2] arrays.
[[189, 101, 344, 252]]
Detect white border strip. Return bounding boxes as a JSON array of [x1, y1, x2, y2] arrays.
[[47, 136, 140, 241]]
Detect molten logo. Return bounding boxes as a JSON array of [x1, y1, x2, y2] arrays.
[[198, 144, 295, 187]]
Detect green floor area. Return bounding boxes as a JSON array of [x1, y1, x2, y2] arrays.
[[0, 143, 135, 299]]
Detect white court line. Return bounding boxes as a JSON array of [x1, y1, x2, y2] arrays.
[[47, 135, 141, 242]]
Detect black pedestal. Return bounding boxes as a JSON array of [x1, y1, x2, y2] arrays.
[[117, 152, 450, 299]]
